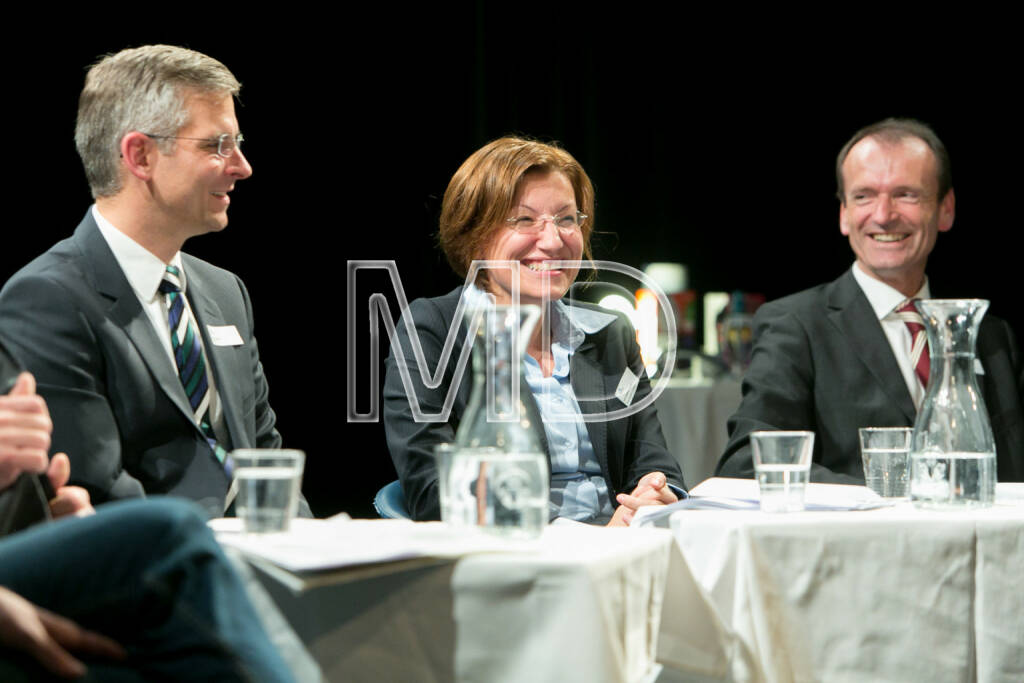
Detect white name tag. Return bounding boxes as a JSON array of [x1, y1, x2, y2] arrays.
[[975, 359, 985, 375], [615, 367, 639, 406], [207, 324, 244, 347]]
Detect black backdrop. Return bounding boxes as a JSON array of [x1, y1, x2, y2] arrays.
[[7, 18, 1018, 517]]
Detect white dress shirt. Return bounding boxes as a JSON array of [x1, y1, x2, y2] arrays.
[[851, 262, 930, 409], [92, 205, 228, 443]]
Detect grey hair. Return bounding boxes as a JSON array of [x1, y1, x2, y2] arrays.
[[74, 45, 241, 198]]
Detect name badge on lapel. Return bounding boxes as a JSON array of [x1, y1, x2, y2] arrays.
[[207, 324, 244, 347], [615, 367, 640, 406], [974, 359, 985, 375]]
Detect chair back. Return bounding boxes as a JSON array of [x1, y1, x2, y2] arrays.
[[373, 479, 411, 519]]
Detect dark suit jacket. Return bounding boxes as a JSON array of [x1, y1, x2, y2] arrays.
[[0, 211, 285, 517], [717, 270, 1024, 483], [383, 287, 685, 521]]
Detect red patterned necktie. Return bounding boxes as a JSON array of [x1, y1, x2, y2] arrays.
[[895, 300, 930, 388]]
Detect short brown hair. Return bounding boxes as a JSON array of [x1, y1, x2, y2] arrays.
[[836, 117, 952, 204], [439, 136, 595, 280]]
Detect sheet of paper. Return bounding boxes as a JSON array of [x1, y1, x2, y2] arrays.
[[210, 517, 528, 574], [632, 477, 893, 527], [995, 482, 1024, 506]]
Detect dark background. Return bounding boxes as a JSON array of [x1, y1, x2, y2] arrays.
[[7, 17, 1017, 518]]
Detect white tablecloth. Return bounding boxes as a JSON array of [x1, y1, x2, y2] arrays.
[[667, 483, 1024, 682], [452, 524, 671, 682], [222, 521, 675, 683]]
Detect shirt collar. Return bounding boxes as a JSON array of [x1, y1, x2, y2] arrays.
[[851, 262, 930, 320], [557, 300, 618, 352], [93, 204, 185, 301], [462, 285, 618, 353]]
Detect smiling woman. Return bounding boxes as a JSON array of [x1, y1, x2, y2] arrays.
[[481, 169, 584, 308], [438, 137, 595, 288], [383, 136, 686, 527]]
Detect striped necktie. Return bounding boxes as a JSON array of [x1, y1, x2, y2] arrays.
[[159, 266, 235, 483], [895, 299, 930, 388]]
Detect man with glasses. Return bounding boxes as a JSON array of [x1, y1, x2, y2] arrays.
[[0, 45, 302, 517]]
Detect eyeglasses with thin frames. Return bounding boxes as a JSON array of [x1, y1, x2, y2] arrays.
[[505, 211, 587, 235], [143, 132, 245, 159]]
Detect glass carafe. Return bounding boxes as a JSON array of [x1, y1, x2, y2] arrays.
[[451, 302, 548, 537], [910, 299, 996, 508]]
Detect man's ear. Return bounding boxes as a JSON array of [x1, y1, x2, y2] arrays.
[[938, 189, 955, 233], [120, 132, 157, 182], [839, 200, 850, 236]]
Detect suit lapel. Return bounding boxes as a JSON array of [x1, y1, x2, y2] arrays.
[[827, 271, 917, 423], [181, 257, 248, 450], [570, 336, 609, 477], [75, 217, 199, 428]]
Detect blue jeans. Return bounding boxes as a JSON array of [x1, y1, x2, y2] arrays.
[[0, 497, 295, 682]]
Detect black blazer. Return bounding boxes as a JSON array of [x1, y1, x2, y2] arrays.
[[0, 211, 286, 517], [717, 270, 1024, 483], [383, 287, 685, 520]]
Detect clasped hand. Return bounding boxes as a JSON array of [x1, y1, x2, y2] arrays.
[[607, 471, 678, 526]]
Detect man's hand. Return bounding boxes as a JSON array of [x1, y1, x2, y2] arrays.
[[0, 373, 52, 489], [45, 454, 94, 518], [0, 372, 92, 516], [0, 585, 126, 678], [606, 471, 678, 527]]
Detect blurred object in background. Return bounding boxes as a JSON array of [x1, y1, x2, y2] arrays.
[[634, 288, 661, 376], [717, 291, 765, 377], [643, 263, 687, 295], [570, 281, 637, 325], [672, 290, 698, 351], [703, 292, 730, 357], [720, 312, 754, 378], [575, 265, 718, 381], [639, 263, 699, 378], [643, 263, 697, 350]]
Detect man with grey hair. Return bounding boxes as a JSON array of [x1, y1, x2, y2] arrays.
[[717, 118, 1024, 484], [0, 45, 298, 517]]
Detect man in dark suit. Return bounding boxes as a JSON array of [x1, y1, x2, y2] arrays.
[[717, 118, 1024, 483], [0, 45, 291, 517]]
